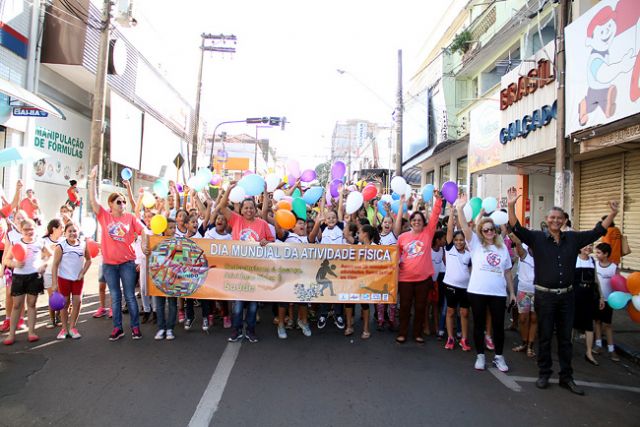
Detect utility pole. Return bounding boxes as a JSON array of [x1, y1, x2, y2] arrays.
[[88, 0, 112, 194], [554, 0, 568, 209], [191, 33, 237, 174], [395, 49, 403, 177]]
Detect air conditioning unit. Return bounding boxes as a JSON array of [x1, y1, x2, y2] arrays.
[[115, 0, 137, 27]]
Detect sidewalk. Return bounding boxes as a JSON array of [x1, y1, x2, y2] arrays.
[[611, 307, 640, 364]]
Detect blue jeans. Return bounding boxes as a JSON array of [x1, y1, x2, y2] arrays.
[[154, 296, 177, 330], [103, 261, 139, 329], [232, 300, 257, 333]]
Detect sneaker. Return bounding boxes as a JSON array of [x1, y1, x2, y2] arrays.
[[165, 329, 175, 340], [54, 314, 62, 326], [277, 325, 287, 339], [109, 327, 125, 341], [18, 318, 27, 330], [223, 316, 231, 329], [0, 319, 9, 332], [298, 320, 312, 337], [445, 336, 455, 350], [459, 338, 472, 352], [610, 351, 620, 362], [155, 329, 166, 340], [56, 329, 68, 340], [334, 316, 345, 330], [69, 328, 81, 339], [228, 329, 243, 342], [132, 327, 142, 340], [376, 322, 385, 332], [93, 307, 107, 318], [245, 330, 259, 343], [285, 318, 294, 330], [485, 335, 495, 351], [184, 319, 193, 330], [493, 355, 509, 372], [317, 316, 327, 329], [108, 308, 113, 318], [202, 318, 210, 332], [437, 330, 445, 341], [474, 354, 486, 371], [178, 310, 185, 324], [45, 321, 55, 329]]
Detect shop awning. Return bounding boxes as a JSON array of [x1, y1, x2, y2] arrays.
[[0, 77, 66, 119]]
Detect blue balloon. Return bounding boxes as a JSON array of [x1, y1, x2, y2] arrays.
[[421, 184, 434, 202], [608, 291, 631, 310], [391, 200, 406, 215], [377, 199, 388, 216], [482, 197, 498, 214], [237, 174, 266, 196], [391, 192, 400, 200], [152, 179, 169, 197], [302, 187, 324, 205], [121, 168, 133, 180]]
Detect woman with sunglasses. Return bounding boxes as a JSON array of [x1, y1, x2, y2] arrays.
[[455, 195, 515, 372], [89, 165, 147, 341]]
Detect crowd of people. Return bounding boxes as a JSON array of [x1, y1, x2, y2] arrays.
[[0, 168, 624, 395]]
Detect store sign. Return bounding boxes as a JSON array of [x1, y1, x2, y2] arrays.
[[468, 95, 501, 174], [499, 100, 557, 144], [580, 123, 640, 153], [565, 0, 640, 135], [12, 107, 48, 117], [500, 59, 555, 110]]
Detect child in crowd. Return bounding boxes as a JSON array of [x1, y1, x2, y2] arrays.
[[574, 244, 601, 365], [426, 230, 446, 337], [511, 239, 537, 358], [42, 219, 64, 329], [375, 207, 398, 331], [593, 242, 620, 361], [154, 218, 178, 340]]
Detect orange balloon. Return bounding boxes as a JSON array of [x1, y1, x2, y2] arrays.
[[277, 200, 292, 211], [12, 243, 26, 262], [86, 239, 100, 258], [626, 272, 640, 295], [275, 209, 296, 230], [627, 303, 640, 323]]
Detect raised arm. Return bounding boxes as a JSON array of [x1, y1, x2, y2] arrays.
[[455, 194, 472, 242], [392, 198, 404, 237], [446, 205, 455, 244], [576, 200, 618, 248], [338, 188, 346, 222], [217, 184, 234, 221], [426, 190, 443, 234], [88, 166, 101, 213], [506, 186, 520, 228], [123, 179, 137, 211], [308, 212, 323, 243]]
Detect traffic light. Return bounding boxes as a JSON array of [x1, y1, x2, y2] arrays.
[[269, 116, 280, 126]]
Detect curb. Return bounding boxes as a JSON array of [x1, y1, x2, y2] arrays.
[[616, 342, 640, 366]]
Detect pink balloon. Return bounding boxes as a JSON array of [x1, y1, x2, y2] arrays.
[[210, 174, 222, 185], [287, 174, 297, 187], [300, 169, 317, 182], [611, 274, 628, 293]]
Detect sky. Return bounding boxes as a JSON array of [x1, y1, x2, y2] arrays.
[[125, 0, 453, 170]]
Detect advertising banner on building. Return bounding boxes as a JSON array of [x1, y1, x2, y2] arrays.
[[565, 0, 640, 135], [468, 95, 501, 173], [147, 236, 398, 303]]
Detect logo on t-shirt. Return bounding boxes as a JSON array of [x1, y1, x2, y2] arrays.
[[239, 228, 259, 242], [486, 252, 501, 267], [107, 221, 129, 242], [405, 240, 424, 259]]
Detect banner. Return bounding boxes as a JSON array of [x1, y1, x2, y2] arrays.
[[147, 236, 398, 303]]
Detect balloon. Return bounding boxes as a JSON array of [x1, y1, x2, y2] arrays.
[[303, 187, 323, 205], [390, 176, 407, 195], [273, 189, 285, 202], [627, 272, 640, 295], [142, 192, 156, 209], [377, 199, 389, 215], [175, 183, 183, 193], [482, 197, 498, 214], [330, 179, 342, 198], [325, 191, 333, 207], [345, 191, 364, 215], [632, 295, 640, 312], [150, 214, 168, 235], [391, 192, 400, 200], [462, 203, 473, 222], [86, 239, 100, 258], [381, 194, 393, 204], [469, 197, 482, 219], [362, 185, 377, 202], [611, 274, 628, 293], [228, 186, 246, 203], [49, 291, 66, 311], [608, 291, 632, 310], [628, 303, 640, 323], [490, 210, 508, 226], [391, 200, 406, 215], [275, 209, 296, 230], [287, 174, 297, 188], [187, 175, 204, 191], [300, 169, 317, 182], [211, 174, 222, 185], [277, 200, 292, 211], [441, 181, 458, 204], [292, 197, 307, 220], [238, 174, 266, 196], [292, 188, 302, 199], [421, 184, 434, 202], [121, 168, 132, 180], [287, 159, 301, 179], [12, 243, 27, 262], [265, 174, 281, 192], [152, 179, 169, 197], [81, 217, 97, 237], [197, 167, 213, 183], [331, 161, 346, 180]]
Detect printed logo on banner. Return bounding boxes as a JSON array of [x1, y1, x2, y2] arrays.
[[350, 293, 360, 301], [338, 293, 349, 301], [372, 294, 382, 301], [382, 294, 390, 302], [361, 293, 371, 301]]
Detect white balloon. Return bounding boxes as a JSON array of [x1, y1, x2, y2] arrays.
[[229, 186, 246, 203], [462, 203, 473, 223], [265, 174, 281, 192], [490, 210, 509, 226], [273, 189, 285, 202], [482, 196, 498, 214], [404, 183, 412, 197], [381, 194, 393, 204], [81, 217, 97, 236], [632, 295, 640, 311], [345, 191, 364, 214], [390, 176, 407, 195]]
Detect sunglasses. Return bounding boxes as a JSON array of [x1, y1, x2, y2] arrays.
[[482, 227, 495, 233], [115, 200, 127, 206]]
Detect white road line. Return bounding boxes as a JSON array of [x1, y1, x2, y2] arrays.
[[30, 340, 63, 351], [188, 342, 242, 427], [510, 376, 640, 394], [488, 368, 522, 392]]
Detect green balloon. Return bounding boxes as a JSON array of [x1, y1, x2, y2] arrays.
[[292, 188, 302, 198], [292, 197, 307, 220], [470, 197, 482, 219]]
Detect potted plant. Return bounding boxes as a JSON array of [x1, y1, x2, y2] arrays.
[[450, 30, 473, 55]]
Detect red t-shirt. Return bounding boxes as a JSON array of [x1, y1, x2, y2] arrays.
[[228, 211, 274, 242], [19, 198, 38, 219], [97, 206, 144, 265], [67, 187, 79, 203], [397, 198, 442, 283]]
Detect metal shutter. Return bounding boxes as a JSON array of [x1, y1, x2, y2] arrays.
[[623, 151, 640, 270], [578, 154, 623, 233]]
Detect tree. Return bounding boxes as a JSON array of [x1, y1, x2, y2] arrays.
[[315, 160, 331, 187]]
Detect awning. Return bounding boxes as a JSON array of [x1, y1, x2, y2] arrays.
[[0, 77, 66, 119]]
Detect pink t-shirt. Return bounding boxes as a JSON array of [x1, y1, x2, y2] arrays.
[[397, 198, 442, 283], [97, 206, 144, 265], [228, 211, 274, 242]]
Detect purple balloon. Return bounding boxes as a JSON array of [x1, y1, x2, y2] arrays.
[[441, 181, 458, 204], [331, 161, 346, 180], [210, 174, 222, 185], [330, 179, 343, 198], [176, 183, 183, 193], [300, 169, 317, 182], [287, 174, 297, 186], [49, 291, 66, 311]]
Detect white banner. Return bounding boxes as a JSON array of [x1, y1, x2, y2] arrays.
[[110, 91, 143, 169], [565, 0, 640, 135], [140, 114, 188, 179]]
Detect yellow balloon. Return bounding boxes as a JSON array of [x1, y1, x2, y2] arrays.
[[150, 214, 168, 235], [142, 192, 156, 208]]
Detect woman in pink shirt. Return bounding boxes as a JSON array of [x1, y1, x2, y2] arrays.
[[88, 166, 147, 341], [396, 191, 443, 344]]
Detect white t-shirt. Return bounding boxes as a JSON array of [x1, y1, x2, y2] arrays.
[[8, 229, 21, 244], [57, 239, 86, 281], [431, 247, 445, 281], [204, 227, 232, 240], [380, 232, 397, 245], [285, 232, 308, 244], [596, 261, 617, 301], [320, 223, 344, 245], [14, 238, 44, 275], [42, 235, 59, 275], [466, 232, 512, 297], [442, 242, 471, 289], [517, 252, 535, 293], [175, 226, 187, 238]]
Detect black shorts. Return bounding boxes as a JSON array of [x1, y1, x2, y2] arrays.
[[11, 273, 44, 296], [445, 285, 470, 309], [594, 303, 613, 324]]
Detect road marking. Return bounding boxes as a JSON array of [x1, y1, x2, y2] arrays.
[[30, 340, 63, 351], [488, 368, 522, 392], [188, 342, 242, 427], [510, 376, 640, 394]]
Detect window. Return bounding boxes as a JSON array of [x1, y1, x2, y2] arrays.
[[457, 156, 468, 194], [425, 170, 434, 185], [439, 163, 450, 187], [526, 17, 556, 57]]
